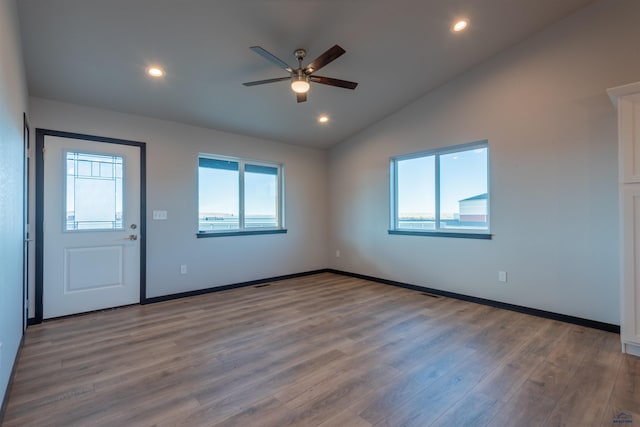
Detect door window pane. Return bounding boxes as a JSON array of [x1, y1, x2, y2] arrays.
[[66, 152, 124, 230]]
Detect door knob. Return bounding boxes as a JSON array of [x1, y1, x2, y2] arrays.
[[128, 234, 138, 241]]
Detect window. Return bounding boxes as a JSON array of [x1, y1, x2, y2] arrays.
[[390, 140, 490, 238], [198, 155, 284, 236], [65, 151, 124, 231]]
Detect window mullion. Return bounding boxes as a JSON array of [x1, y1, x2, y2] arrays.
[[239, 161, 245, 230]]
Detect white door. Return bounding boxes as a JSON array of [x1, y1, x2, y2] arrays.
[[43, 135, 141, 319]]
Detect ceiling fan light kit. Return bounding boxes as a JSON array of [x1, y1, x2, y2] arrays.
[[243, 44, 358, 103], [291, 72, 310, 94]]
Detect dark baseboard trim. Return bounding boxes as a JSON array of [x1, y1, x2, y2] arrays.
[[142, 269, 330, 305], [26, 318, 39, 326], [0, 334, 25, 426], [327, 269, 620, 334]]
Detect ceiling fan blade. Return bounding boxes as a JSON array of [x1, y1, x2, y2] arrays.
[[296, 92, 307, 103], [250, 46, 294, 73], [242, 76, 291, 86], [304, 45, 346, 74], [309, 75, 358, 90]]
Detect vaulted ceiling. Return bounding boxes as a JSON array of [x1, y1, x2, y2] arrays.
[[18, 0, 595, 148]]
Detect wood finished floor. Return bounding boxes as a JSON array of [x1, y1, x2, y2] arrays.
[[3, 273, 639, 426]]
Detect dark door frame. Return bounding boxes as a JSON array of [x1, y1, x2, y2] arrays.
[[22, 113, 30, 331], [33, 129, 147, 323]]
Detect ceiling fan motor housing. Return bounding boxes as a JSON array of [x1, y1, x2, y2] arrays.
[[294, 69, 308, 80], [294, 49, 307, 61]]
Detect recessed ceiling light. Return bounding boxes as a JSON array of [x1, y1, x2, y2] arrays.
[[451, 19, 469, 33], [318, 115, 329, 124], [146, 66, 164, 77]]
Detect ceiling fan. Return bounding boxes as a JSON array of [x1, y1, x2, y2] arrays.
[[242, 44, 358, 103]]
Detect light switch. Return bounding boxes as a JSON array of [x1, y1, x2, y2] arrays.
[[153, 210, 168, 220]]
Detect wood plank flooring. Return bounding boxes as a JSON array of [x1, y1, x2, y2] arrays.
[[3, 272, 639, 426]]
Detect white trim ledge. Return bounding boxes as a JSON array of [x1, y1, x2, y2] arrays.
[[623, 341, 640, 357]]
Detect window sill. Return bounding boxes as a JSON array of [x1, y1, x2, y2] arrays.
[[388, 230, 492, 240], [197, 229, 287, 238]]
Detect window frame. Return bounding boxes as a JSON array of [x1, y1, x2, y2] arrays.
[[197, 153, 286, 238], [389, 140, 491, 239]]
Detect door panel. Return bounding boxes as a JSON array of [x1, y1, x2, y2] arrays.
[[65, 245, 123, 291], [43, 135, 140, 319]]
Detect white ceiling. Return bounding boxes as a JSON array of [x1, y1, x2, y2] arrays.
[[17, 0, 595, 149]]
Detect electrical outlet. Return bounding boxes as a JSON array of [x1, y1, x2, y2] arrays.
[[180, 265, 187, 274], [336, 250, 340, 258], [498, 271, 507, 282]]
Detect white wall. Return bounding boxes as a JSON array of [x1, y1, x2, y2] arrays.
[[0, 0, 27, 408], [29, 98, 329, 301], [328, 0, 639, 325]]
